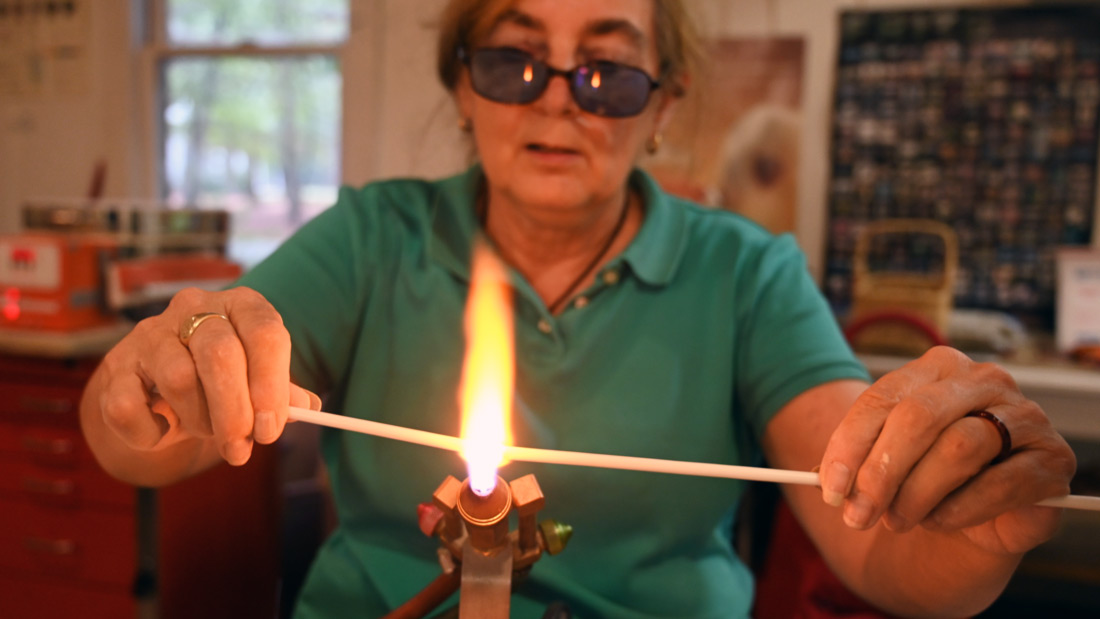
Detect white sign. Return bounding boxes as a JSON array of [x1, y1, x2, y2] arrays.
[[0, 237, 61, 289], [1056, 249, 1100, 353]]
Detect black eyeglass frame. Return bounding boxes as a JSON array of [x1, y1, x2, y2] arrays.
[[457, 46, 662, 118]]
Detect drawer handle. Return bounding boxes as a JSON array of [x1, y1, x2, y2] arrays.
[[18, 395, 74, 415], [22, 477, 77, 497], [21, 436, 76, 457], [23, 537, 78, 556]]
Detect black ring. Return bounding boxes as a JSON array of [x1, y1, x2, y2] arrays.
[[966, 410, 1012, 464]]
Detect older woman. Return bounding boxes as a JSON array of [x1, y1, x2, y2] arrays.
[[81, 0, 1075, 617]]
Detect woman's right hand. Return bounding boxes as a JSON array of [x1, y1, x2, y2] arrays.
[[87, 286, 317, 472]]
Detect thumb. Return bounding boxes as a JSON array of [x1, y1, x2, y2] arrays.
[[288, 384, 322, 418]]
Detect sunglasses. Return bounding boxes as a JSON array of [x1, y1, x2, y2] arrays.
[[459, 47, 661, 118]]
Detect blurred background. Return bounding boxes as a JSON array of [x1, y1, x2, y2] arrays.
[[1, 1, 1098, 617]]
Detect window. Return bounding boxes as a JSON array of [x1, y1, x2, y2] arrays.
[[150, 0, 348, 267]]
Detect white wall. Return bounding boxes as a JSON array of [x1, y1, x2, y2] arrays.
[[341, 0, 469, 186], [1, 0, 1086, 282]]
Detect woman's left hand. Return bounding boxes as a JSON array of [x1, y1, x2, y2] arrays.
[[819, 346, 1077, 555]]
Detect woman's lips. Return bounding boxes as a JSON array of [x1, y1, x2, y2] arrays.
[[524, 143, 582, 164], [526, 143, 576, 153]]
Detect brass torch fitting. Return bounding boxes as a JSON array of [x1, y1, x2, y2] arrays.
[[456, 477, 512, 553], [538, 519, 573, 555]]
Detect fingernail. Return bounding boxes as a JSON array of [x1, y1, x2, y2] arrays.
[[254, 410, 276, 443], [307, 390, 322, 410], [822, 461, 851, 507], [844, 493, 875, 529], [224, 438, 253, 465]]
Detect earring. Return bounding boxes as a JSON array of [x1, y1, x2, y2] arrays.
[[645, 132, 663, 154], [458, 117, 472, 132]]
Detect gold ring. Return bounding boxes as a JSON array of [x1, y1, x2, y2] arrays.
[[179, 312, 230, 347]]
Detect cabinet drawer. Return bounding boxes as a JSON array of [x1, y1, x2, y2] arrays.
[[0, 424, 136, 508], [0, 354, 98, 386], [0, 423, 86, 466], [0, 498, 135, 588], [0, 453, 135, 509], [0, 383, 83, 424], [0, 574, 134, 619]]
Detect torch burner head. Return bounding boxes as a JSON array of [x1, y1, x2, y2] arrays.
[[457, 476, 512, 552]]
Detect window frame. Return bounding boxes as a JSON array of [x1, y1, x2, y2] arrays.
[[142, 0, 348, 206]]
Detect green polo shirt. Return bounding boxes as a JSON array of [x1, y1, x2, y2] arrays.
[[238, 165, 869, 619]]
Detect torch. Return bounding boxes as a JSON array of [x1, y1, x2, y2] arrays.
[[382, 243, 571, 619]]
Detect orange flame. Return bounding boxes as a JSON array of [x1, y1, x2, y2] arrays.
[[523, 63, 534, 83], [459, 242, 514, 496], [591, 69, 601, 89]]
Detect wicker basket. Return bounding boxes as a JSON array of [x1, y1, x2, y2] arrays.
[[846, 219, 958, 356]]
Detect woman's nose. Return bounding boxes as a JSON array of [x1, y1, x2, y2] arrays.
[[533, 70, 579, 116]]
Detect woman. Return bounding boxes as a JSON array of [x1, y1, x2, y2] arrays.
[[81, 0, 1076, 617]]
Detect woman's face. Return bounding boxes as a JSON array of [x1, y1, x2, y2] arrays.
[[457, 0, 674, 216]]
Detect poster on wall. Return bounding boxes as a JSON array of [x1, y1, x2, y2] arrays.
[[643, 38, 804, 235], [822, 6, 1100, 328]]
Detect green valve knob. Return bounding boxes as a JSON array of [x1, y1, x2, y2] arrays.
[[538, 519, 573, 555]]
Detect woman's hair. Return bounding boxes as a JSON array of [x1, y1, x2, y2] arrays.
[[436, 0, 701, 98]]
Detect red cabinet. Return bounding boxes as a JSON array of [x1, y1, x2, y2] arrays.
[[0, 353, 280, 619]]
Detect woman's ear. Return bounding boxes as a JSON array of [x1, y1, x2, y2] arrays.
[[653, 74, 689, 136], [454, 71, 476, 127]]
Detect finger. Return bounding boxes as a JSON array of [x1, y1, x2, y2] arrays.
[[143, 331, 213, 438], [923, 453, 1066, 553], [99, 373, 168, 451], [845, 372, 1015, 530], [186, 312, 254, 465], [880, 415, 1003, 532], [226, 288, 291, 445], [818, 352, 950, 506], [819, 377, 909, 506], [926, 410, 1075, 532]]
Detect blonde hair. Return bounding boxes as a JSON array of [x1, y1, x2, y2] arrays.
[[436, 0, 701, 97]]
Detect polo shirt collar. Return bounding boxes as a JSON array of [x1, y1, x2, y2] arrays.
[[619, 167, 688, 287], [428, 165, 483, 281], [428, 165, 688, 287]]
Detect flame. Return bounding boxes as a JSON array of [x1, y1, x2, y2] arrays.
[[459, 243, 514, 496], [523, 63, 534, 83], [591, 69, 601, 89]]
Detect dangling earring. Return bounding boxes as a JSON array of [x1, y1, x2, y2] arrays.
[[645, 132, 663, 155], [458, 117, 472, 132]]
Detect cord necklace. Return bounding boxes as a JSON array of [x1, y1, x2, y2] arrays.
[[479, 191, 631, 315]]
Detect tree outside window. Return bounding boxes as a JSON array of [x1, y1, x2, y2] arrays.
[[156, 0, 346, 267]]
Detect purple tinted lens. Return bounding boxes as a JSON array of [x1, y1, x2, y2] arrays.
[[571, 63, 654, 117], [470, 48, 547, 104]]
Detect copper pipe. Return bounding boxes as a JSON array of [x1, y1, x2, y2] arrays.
[[381, 569, 461, 619]]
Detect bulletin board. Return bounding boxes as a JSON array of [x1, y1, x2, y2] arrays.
[[822, 5, 1100, 327]]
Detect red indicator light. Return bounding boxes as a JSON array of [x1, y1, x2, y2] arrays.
[[2, 287, 20, 321]]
